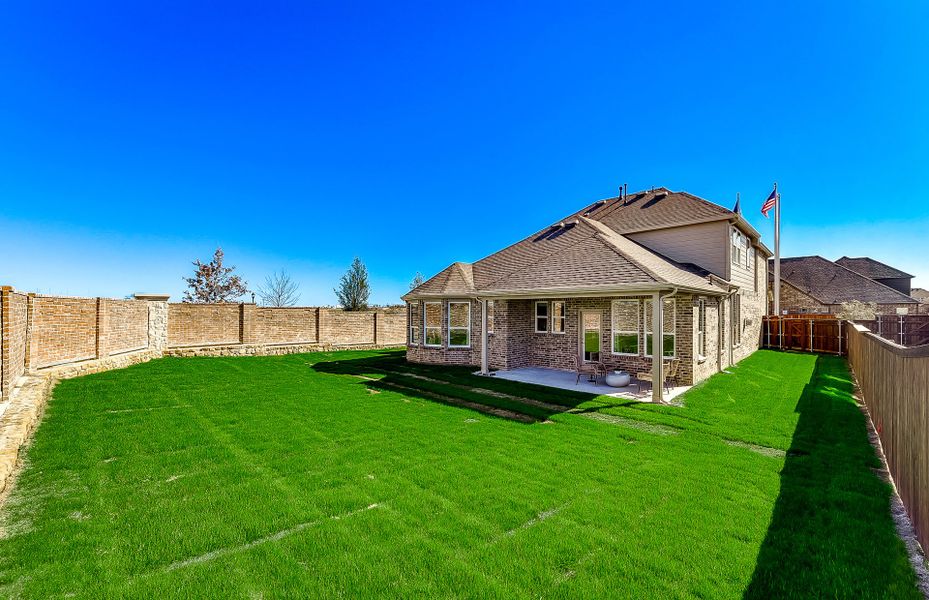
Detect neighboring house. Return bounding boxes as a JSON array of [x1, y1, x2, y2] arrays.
[[835, 256, 914, 296], [770, 256, 919, 315], [402, 187, 772, 396], [912, 287, 929, 314]]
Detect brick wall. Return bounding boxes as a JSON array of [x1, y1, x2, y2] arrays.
[[405, 299, 484, 366], [31, 296, 99, 368], [407, 295, 707, 385], [772, 281, 916, 316], [168, 303, 242, 347], [1, 288, 29, 399], [248, 307, 317, 345], [101, 299, 149, 355], [1, 285, 405, 397], [319, 309, 375, 345], [168, 303, 406, 348]]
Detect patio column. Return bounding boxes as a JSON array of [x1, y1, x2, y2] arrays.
[[480, 299, 489, 375], [651, 292, 664, 403]]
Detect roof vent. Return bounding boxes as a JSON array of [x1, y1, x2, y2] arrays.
[[583, 200, 606, 216]]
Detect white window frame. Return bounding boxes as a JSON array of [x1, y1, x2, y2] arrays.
[[534, 301, 549, 333], [696, 298, 706, 360], [611, 299, 640, 356], [408, 302, 421, 345], [731, 229, 747, 268], [732, 294, 742, 348], [447, 301, 471, 348], [644, 298, 676, 358], [424, 301, 442, 347], [551, 301, 566, 334]]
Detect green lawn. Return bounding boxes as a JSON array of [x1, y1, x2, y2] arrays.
[[0, 349, 919, 598]]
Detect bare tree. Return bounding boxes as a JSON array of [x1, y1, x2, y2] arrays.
[[334, 257, 370, 310], [182, 248, 248, 303], [409, 272, 425, 291], [257, 270, 300, 307]]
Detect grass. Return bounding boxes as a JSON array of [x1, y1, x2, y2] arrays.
[[0, 349, 919, 598]]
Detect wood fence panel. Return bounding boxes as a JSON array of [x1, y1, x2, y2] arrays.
[[846, 323, 929, 553]]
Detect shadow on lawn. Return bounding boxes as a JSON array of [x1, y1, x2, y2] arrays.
[[311, 352, 568, 423], [312, 352, 669, 422], [743, 354, 918, 598]]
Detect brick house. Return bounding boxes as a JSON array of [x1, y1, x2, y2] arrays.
[[769, 255, 919, 315], [402, 188, 771, 401]]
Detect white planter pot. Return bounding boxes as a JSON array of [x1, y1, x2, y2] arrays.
[[605, 371, 631, 388]]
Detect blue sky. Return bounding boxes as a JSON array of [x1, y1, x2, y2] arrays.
[[2, 1, 927, 304]]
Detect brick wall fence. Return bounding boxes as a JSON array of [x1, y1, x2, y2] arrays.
[[0, 285, 405, 400]]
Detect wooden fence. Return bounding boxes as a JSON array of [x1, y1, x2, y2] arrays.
[[763, 314, 929, 354], [856, 314, 929, 348], [846, 323, 929, 553], [762, 316, 848, 354]]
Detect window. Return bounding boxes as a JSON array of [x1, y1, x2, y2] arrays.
[[696, 299, 706, 359], [752, 247, 758, 291], [424, 302, 442, 347], [644, 298, 676, 358], [552, 301, 565, 333], [731, 229, 747, 267], [448, 301, 471, 347], [747, 245, 753, 269], [408, 302, 420, 344], [487, 300, 494, 334], [611, 299, 639, 355], [732, 294, 742, 347], [535, 301, 549, 333]]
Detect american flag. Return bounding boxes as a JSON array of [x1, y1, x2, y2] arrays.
[[761, 187, 778, 217]]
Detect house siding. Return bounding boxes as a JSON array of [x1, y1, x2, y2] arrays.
[[627, 221, 728, 278]]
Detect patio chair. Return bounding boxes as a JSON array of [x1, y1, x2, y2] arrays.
[[635, 359, 679, 396], [574, 355, 607, 385]]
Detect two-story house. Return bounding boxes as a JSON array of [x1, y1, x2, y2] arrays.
[[402, 187, 771, 400]]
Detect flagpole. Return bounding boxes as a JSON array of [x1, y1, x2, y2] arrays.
[[773, 182, 780, 316]]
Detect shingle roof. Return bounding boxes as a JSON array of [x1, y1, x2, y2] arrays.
[[410, 262, 475, 296], [773, 256, 918, 305], [835, 256, 913, 280], [406, 188, 741, 300], [580, 188, 737, 234]]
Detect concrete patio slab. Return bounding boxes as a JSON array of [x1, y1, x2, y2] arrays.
[[487, 367, 690, 403]]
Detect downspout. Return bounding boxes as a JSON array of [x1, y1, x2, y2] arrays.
[[720, 287, 739, 371], [651, 287, 678, 403]]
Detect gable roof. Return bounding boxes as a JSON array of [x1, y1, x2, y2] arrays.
[[835, 256, 913, 280], [579, 188, 736, 234], [772, 256, 918, 305], [405, 188, 749, 300], [410, 262, 475, 297], [912, 287, 929, 301]]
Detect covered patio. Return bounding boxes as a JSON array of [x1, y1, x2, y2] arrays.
[[487, 366, 691, 404]]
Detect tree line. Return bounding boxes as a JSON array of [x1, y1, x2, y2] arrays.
[[183, 248, 424, 310]]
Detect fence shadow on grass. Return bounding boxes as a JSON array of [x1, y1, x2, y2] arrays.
[[743, 353, 919, 598]]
